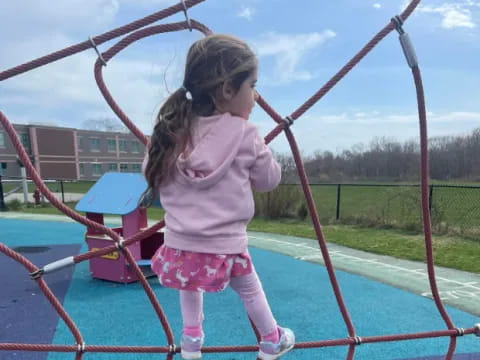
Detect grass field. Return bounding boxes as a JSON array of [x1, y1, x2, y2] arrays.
[[2, 180, 95, 194], [257, 184, 480, 237]]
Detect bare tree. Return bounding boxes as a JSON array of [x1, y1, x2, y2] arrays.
[[298, 127, 480, 182]]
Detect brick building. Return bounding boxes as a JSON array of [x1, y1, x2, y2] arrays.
[[0, 124, 145, 181]]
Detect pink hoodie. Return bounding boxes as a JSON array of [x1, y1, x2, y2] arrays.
[[149, 112, 281, 254]]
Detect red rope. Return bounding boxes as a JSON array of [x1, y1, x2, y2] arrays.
[[413, 65, 458, 358], [288, 0, 421, 122], [1, 0, 478, 358], [93, 20, 213, 146], [0, 0, 206, 81]]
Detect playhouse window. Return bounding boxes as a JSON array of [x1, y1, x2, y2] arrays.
[[79, 163, 85, 177], [107, 139, 116, 152], [92, 163, 102, 176], [0, 132, 5, 148], [120, 163, 128, 172], [108, 163, 117, 172], [132, 164, 141, 173]]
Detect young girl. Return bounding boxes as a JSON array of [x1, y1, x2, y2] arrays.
[[143, 34, 294, 360]]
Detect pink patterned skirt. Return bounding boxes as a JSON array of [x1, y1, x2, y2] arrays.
[[151, 245, 253, 292]]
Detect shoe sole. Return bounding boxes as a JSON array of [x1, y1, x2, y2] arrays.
[[181, 350, 202, 359], [258, 342, 295, 360]]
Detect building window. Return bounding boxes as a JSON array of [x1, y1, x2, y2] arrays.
[[119, 139, 128, 152], [107, 139, 116, 152], [92, 163, 102, 176], [90, 138, 100, 152], [132, 164, 141, 173], [77, 136, 83, 152], [79, 163, 85, 177], [0, 132, 5, 148], [108, 163, 117, 172], [19, 133, 30, 151], [131, 141, 140, 153], [120, 163, 128, 172]]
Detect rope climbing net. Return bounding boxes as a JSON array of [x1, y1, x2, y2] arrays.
[[0, 1, 478, 359]]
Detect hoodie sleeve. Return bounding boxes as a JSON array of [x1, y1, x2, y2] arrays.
[[249, 129, 281, 192]]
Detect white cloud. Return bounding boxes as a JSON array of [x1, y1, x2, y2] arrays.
[[317, 110, 480, 125], [238, 6, 256, 20], [1, 28, 185, 133], [0, 0, 191, 134], [0, 1, 119, 71], [117, 0, 173, 6], [252, 30, 336, 85], [0, 1, 119, 36], [373, 3, 382, 9], [420, 4, 475, 29], [404, 1, 479, 29]]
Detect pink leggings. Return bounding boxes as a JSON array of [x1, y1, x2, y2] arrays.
[[180, 269, 277, 337]]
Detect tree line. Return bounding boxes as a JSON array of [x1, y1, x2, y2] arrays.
[[276, 127, 480, 183]]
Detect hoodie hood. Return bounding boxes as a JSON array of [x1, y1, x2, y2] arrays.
[[176, 113, 246, 189]]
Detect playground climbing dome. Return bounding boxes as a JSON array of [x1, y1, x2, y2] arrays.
[[0, 0, 479, 359]]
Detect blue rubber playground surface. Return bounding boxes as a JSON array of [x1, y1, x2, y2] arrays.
[[1, 218, 479, 359]]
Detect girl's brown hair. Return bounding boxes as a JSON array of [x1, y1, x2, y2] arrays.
[[142, 34, 257, 205]]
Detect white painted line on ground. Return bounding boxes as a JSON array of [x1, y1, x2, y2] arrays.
[[249, 235, 480, 294]]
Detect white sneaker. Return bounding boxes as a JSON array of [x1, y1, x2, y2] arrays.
[[258, 327, 295, 360], [180, 332, 204, 359]]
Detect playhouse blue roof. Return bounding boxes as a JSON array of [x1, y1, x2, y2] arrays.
[[75, 172, 157, 215]]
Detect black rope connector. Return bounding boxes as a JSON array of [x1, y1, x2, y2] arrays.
[[353, 336, 362, 345], [169, 344, 177, 354], [77, 342, 86, 354], [283, 115, 295, 127], [88, 36, 107, 66], [391, 15, 405, 34], [474, 323, 480, 337], [115, 239, 125, 251], [30, 268, 44, 280]]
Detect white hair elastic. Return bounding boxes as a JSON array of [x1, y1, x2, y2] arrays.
[[180, 85, 193, 101]]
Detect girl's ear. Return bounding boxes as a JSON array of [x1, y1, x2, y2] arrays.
[[221, 81, 234, 101]]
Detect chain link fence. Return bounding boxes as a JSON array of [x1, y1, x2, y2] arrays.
[[2, 177, 479, 238], [255, 183, 480, 238]]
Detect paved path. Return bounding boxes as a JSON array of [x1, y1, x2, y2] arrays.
[[1, 212, 478, 316], [248, 231, 480, 317]]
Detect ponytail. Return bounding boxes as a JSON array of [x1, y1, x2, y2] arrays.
[[141, 87, 193, 207]]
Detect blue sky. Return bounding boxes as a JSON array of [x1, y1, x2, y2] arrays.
[[1, 0, 479, 155]]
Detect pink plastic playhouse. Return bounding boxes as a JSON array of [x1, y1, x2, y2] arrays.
[[75, 172, 163, 283]]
